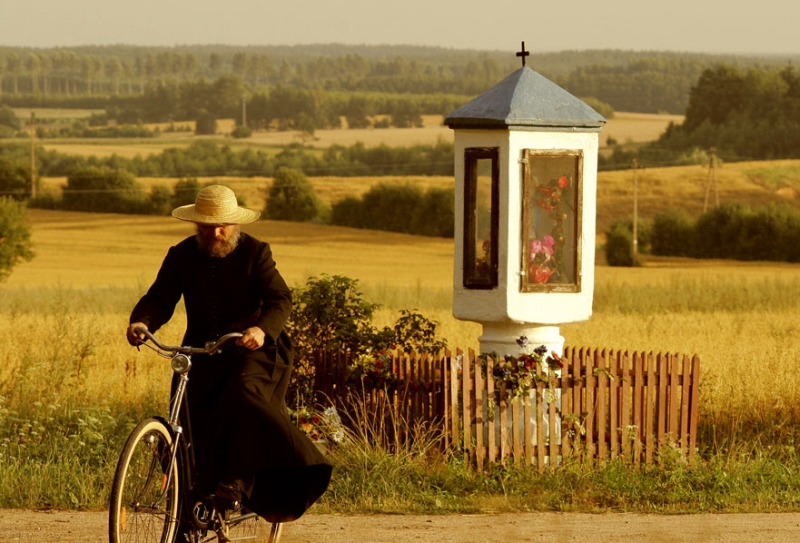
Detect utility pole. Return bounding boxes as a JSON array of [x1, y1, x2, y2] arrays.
[[29, 112, 36, 199], [632, 157, 639, 263], [241, 94, 247, 128], [703, 147, 718, 213]]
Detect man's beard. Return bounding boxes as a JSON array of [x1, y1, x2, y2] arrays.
[[196, 226, 241, 258]]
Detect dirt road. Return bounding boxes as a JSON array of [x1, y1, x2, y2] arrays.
[[1, 509, 799, 543]]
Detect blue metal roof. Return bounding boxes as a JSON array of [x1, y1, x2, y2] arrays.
[[445, 66, 606, 130]]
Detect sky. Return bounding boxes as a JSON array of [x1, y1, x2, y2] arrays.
[[0, 0, 797, 56]]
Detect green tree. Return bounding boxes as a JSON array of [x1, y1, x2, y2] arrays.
[[0, 105, 20, 130], [0, 157, 32, 199], [265, 167, 321, 222], [0, 197, 35, 281], [195, 110, 217, 135]]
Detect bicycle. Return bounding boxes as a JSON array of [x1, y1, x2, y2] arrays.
[[109, 326, 282, 543]]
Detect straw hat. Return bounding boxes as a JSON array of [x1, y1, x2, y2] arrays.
[[171, 185, 260, 224]]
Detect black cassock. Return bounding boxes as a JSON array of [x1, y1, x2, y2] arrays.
[[130, 233, 331, 523]]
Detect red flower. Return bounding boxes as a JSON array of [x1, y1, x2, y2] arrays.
[[558, 176, 569, 188], [529, 264, 554, 284]]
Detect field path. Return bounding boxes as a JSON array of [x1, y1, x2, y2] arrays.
[[1, 509, 798, 543]]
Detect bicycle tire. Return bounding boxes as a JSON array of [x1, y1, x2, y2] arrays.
[[109, 418, 181, 543]]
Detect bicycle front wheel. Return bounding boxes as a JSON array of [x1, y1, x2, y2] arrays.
[[109, 418, 180, 543]]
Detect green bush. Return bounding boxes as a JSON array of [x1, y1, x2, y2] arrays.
[[0, 157, 33, 200], [265, 167, 322, 222], [285, 274, 447, 407], [0, 197, 35, 281], [171, 178, 201, 209], [330, 183, 454, 237], [0, 105, 20, 130], [604, 221, 636, 267], [195, 110, 217, 135], [62, 167, 146, 214], [231, 125, 253, 139], [651, 207, 694, 256], [329, 196, 363, 228]]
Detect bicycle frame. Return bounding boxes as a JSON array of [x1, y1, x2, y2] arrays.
[[133, 328, 247, 540]]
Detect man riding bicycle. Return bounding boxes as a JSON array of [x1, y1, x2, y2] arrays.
[[126, 185, 331, 529]]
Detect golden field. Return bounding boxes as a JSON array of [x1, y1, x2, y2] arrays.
[[36, 112, 681, 159], [4, 207, 800, 438], [38, 157, 800, 239]]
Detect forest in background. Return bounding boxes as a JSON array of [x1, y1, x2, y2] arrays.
[[0, 44, 797, 116]]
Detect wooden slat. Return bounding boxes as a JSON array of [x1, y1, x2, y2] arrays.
[[680, 354, 691, 456], [486, 357, 496, 464], [644, 352, 655, 466], [524, 397, 533, 465], [612, 351, 621, 460], [620, 351, 631, 464], [596, 349, 607, 462], [535, 374, 545, 472], [688, 355, 701, 463], [560, 348, 572, 461], [657, 353, 668, 456], [585, 349, 595, 468], [668, 354, 679, 441], [499, 380, 509, 462], [462, 350, 473, 465], [513, 399, 522, 464], [474, 354, 485, 469], [572, 347, 583, 462], [450, 351, 461, 452]]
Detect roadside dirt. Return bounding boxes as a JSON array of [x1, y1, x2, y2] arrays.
[[1, 509, 799, 543]]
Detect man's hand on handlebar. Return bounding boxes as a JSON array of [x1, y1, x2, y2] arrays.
[[127, 322, 148, 346], [237, 326, 265, 351]]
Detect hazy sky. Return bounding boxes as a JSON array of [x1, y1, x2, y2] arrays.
[[0, 0, 796, 56]]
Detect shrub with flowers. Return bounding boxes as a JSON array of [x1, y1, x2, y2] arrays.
[[483, 335, 565, 402], [289, 405, 346, 444], [346, 351, 397, 391]]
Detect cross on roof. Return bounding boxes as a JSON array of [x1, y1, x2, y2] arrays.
[[516, 41, 530, 67]]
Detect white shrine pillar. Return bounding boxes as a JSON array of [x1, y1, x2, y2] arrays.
[[446, 51, 606, 358]]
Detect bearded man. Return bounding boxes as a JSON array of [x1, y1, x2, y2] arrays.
[[126, 185, 331, 528]]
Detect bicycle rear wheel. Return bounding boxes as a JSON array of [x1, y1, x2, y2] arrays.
[[109, 418, 180, 543]]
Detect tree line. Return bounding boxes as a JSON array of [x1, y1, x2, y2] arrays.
[[605, 203, 800, 266], [0, 139, 455, 188], [604, 64, 800, 165], [1, 44, 797, 114]]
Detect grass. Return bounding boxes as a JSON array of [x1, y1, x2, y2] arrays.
[[4, 207, 800, 511], [6, 151, 800, 512]]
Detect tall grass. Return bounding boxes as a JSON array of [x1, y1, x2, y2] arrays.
[[3, 263, 800, 511]]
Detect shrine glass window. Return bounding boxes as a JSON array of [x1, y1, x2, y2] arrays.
[[520, 150, 582, 292], [463, 147, 499, 289]]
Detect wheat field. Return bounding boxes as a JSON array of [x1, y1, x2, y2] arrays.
[[4, 207, 800, 437], [36, 112, 681, 159]]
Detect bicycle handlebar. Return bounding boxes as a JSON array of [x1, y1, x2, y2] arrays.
[[133, 326, 243, 356]]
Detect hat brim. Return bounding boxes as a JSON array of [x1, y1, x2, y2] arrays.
[[171, 205, 260, 225]]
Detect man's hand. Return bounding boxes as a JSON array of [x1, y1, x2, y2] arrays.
[[237, 326, 265, 351], [127, 322, 148, 346]]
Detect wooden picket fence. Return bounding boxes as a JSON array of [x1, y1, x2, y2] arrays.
[[313, 346, 701, 469]]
